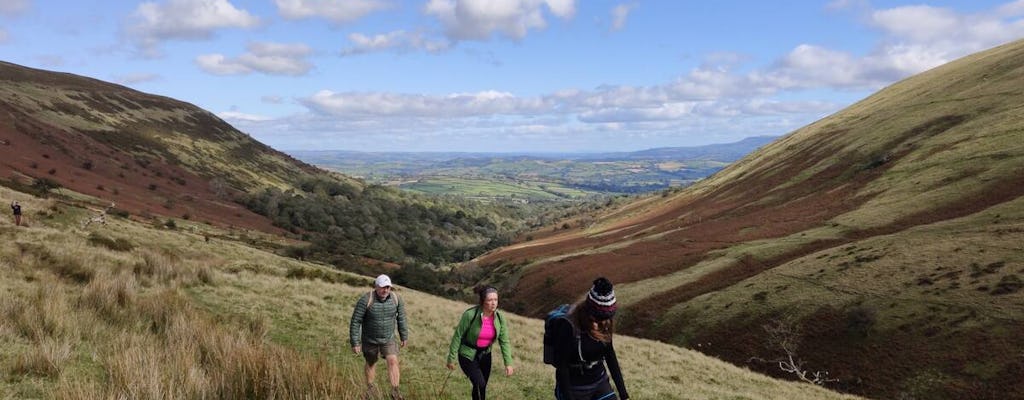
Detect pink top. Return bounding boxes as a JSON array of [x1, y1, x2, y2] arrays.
[[476, 315, 496, 348]]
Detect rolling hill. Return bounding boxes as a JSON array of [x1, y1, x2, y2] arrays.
[[0, 182, 863, 399], [0, 60, 333, 232], [473, 39, 1024, 399], [0, 61, 527, 282]]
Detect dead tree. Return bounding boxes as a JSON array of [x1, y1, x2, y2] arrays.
[[753, 315, 838, 386]]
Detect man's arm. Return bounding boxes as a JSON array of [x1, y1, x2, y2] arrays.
[[349, 293, 368, 350], [396, 294, 408, 345]]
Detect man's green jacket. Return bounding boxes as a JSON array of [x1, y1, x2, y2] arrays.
[[350, 291, 408, 347]]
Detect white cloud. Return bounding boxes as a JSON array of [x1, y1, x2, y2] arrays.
[[870, 6, 960, 43], [610, 3, 635, 31], [125, 0, 260, 57], [274, 0, 389, 24], [0, 29, 8, 44], [113, 73, 161, 85], [301, 89, 552, 118], [342, 30, 451, 56], [0, 0, 29, 16], [218, 111, 273, 122], [197, 42, 314, 76], [425, 0, 577, 41]]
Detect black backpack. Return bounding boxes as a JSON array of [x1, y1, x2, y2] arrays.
[[543, 304, 581, 365]]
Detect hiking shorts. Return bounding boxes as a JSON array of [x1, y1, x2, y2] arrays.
[[362, 340, 399, 364]]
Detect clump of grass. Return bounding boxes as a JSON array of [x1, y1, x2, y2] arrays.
[[87, 232, 135, 252], [80, 269, 138, 322], [9, 337, 73, 378], [60, 291, 354, 399], [0, 285, 75, 341], [17, 242, 95, 283]]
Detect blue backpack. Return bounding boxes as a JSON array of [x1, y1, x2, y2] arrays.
[[543, 304, 579, 365]]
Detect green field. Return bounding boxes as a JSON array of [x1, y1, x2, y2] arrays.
[[396, 176, 597, 201]]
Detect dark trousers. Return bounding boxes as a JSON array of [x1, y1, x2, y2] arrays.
[[555, 376, 617, 400], [458, 351, 492, 400]]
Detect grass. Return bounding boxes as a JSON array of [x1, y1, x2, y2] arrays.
[[399, 176, 596, 200], [0, 185, 862, 400]]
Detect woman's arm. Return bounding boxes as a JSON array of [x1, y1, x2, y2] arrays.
[[605, 341, 629, 400]]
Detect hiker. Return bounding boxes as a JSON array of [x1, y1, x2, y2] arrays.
[[446, 286, 515, 400], [550, 277, 629, 400], [350, 274, 409, 400], [11, 201, 21, 226]]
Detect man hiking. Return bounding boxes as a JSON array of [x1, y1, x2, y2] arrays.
[[11, 201, 21, 227], [350, 274, 409, 400]]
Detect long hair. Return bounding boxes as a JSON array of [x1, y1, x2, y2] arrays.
[[571, 300, 614, 343]]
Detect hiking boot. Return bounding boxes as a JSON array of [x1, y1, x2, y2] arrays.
[[390, 386, 404, 400], [364, 384, 378, 400]]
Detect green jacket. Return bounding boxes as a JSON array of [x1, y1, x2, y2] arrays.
[[447, 306, 513, 367], [349, 291, 408, 347]]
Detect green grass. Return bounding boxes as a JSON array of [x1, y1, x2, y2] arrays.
[[0, 185, 862, 400], [399, 176, 596, 200]]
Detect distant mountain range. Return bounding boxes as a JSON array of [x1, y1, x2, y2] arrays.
[[289, 135, 777, 164], [288, 136, 777, 196]]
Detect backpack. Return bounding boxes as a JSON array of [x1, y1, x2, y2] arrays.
[[460, 306, 505, 358], [365, 291, 398, 313], [543, 304, 580, 365]]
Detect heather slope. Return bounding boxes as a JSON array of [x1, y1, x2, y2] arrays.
[[475, 39, 1024, 399]]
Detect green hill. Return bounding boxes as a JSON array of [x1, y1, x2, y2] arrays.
[[474, 39, 1024, 399], [0, 185, 860, 399]]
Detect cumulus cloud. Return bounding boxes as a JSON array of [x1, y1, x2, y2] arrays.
[[425, 0, 576, 41], [610, 3, 635, 31], [301, 89, 553, 118], [0, 0, 29, 16], [341, 30, 451, 55], [254, 1, 1024, 151], [125, 0, 260, 58], [274, 0, 389, 24], [197, 42, 314, 76]]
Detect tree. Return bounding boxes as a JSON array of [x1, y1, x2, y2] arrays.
[[752, 315, 838, 386]]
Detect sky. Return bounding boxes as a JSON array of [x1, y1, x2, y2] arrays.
[[1, 1, 1023, 153]]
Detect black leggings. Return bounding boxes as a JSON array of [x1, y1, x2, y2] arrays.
[[458, 351, 492, 400], [555, 376, 617, 400]]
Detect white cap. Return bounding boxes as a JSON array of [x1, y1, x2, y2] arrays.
[[374, 274, 392, 288]]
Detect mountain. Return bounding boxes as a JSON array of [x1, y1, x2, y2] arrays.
[[571, 135, 778, 161], [473, 40, 1024, 399], [0, 60, 326, 231], [0, 61, 526, 293]]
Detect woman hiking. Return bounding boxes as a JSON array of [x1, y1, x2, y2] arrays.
[[446, 286, 515, 400], [550, 277, 629, 400]]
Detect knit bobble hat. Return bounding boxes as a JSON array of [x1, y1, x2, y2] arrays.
[[587, 277, 617, 320]]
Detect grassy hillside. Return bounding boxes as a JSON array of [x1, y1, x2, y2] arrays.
[[0, 185, 861, 399], [473, 39, 1024, 399]]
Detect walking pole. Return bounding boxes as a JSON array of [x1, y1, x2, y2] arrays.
[[437, 369, 454, 398]]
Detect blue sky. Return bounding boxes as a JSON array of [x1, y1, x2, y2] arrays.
[[1, 0, 1023, 152]]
